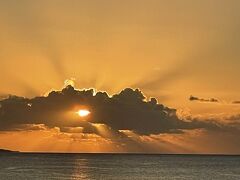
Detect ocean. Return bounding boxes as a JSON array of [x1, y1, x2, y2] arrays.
[[0, 153, 239, 180]]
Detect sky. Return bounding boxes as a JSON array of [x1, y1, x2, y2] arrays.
[[0, 0, 240, 153]]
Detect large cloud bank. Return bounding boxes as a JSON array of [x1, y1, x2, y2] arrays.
[[0, 85, 222, 136]]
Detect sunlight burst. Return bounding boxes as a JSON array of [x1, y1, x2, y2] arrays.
[[77, 109, 90, 117]]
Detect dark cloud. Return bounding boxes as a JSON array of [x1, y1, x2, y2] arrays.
[[189, 96, 240, 105], [0, 94, 8, 100], [0, 86, 222, 136], [232, 101, 240, 104], [184, 113, 240, 136], [189, 95, 219, 103]]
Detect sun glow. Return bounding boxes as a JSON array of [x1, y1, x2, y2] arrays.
[[77, 110, 90, 117]]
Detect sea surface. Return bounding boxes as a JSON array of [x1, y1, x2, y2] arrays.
[[0, 153, 240, 180]]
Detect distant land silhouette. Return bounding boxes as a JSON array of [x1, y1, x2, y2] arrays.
[[0, 149, 19, 153]]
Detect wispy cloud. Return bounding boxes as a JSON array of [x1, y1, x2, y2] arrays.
[[189, 95, 219, 103]]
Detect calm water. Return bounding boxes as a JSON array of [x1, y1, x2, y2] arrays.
[[0, 153, 239, 180]]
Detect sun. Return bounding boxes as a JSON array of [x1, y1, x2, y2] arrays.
[[77, 109, 90, 117]]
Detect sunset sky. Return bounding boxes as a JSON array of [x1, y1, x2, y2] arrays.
[[0, 0, 240, 153]]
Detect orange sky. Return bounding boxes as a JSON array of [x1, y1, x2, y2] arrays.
[[0, 0, 240, 153]]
